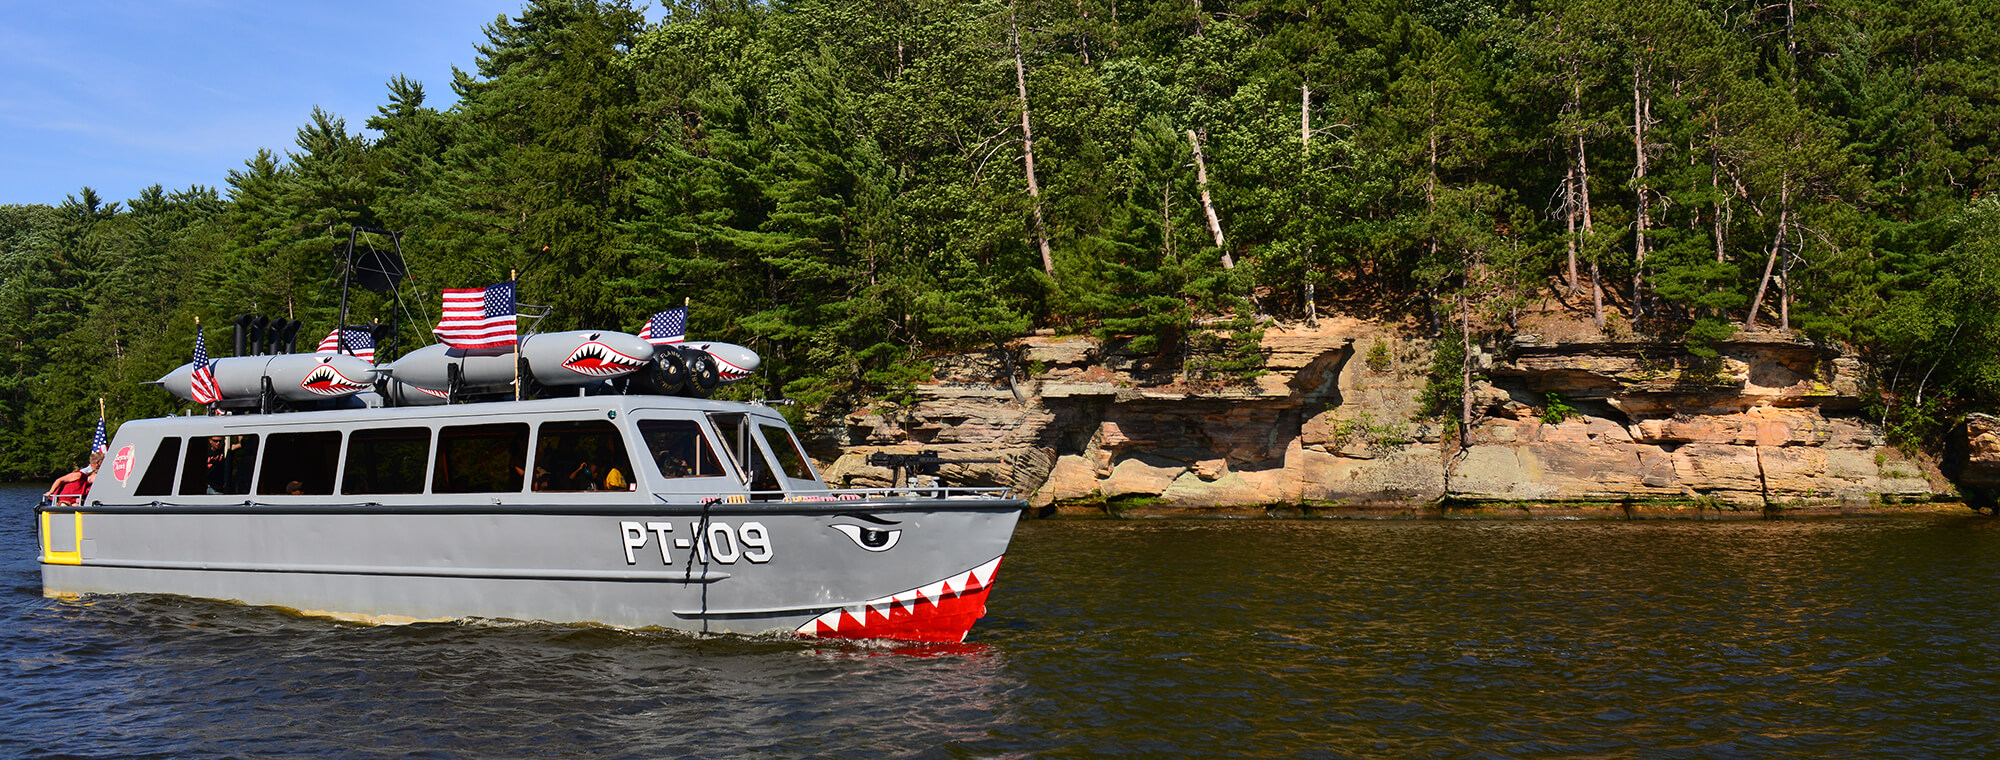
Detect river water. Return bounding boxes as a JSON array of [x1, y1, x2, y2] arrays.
[[4, 482, 1997, 758]]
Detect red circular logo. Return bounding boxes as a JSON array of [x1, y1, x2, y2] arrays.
[[112, 445, 135, 483]]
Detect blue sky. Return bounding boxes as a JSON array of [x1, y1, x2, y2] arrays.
[[1, 2, 661, 207]]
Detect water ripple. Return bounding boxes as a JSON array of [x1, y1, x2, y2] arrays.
[[6, 486, 2000, 757]]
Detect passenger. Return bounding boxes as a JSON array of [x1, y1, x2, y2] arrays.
[[604, 464, 630, 491], [656, 452, 683, 477], [44, 451, 104, 505], [569, 459, 598, 490], [204, 436, 228, 494], [285, 480, 305, 495], [658, 450, 693, 477]]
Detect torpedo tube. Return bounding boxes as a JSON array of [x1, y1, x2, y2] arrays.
[[682, 342, 761, 385], [154, 353, 378, 403], [378, 330, 656, 393]]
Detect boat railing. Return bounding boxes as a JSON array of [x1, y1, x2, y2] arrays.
[[700, 486, 1019, 503]]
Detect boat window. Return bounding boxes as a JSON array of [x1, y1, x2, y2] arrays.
[[133, 438, 181, 497], [433, 423, 528, 494], [344, 427, 431, 495], [758, 423, 815, 481], [708, 412, 780, 493], [258, 431, 341, 496], [533, 420, 636, 492], [178, 434, 259, 496], [637, 419, 725, 479]]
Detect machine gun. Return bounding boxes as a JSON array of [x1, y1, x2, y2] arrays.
[[866, 450, 1008, 489]]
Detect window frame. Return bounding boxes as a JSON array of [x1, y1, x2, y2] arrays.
[[432, 422, 530, 495], [341, 426, 434, 496], [635, 417, 731, 482], [133, 437, 182, 498], [258, 430, 343, 496], [530, 419, 638, 493], [179, 433, 261, 497]]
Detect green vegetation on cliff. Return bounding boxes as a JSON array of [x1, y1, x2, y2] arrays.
[[5, 0, 2000, 476]]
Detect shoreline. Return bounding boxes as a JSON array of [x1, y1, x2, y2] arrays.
[[1036, 499, 1983, 520]]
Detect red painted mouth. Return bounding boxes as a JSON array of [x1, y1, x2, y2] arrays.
[[714, 357, 753, 383], [797, 556, 1003, 643], [563, 341, 648, 377], [301, 365, 371, 396]]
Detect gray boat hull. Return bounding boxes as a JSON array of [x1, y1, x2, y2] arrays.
[[42, 500, 1017, 640]]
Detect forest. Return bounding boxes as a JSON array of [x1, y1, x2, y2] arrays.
[[3, 0, 2000, 478]]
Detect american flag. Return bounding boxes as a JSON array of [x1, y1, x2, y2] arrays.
[[90, 417, 107, 455], [315, 326, 376, 363], [433, 281, 517, 349], [639, 307, 687, 346], [190, 324, 221, 404]]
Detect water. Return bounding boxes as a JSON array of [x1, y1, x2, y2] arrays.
[[5, 482, 1998, 759]]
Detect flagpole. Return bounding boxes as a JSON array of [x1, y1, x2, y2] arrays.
[[512, 269, 521, 402], [195, 316, 205, 416]]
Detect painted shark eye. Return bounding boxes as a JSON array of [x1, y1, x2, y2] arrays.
[[830, 524, 901, 552]]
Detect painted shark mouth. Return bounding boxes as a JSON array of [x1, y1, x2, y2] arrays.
[[300, 364, 371, 396], [797, 556, 1002, 643], [563, 341, 648, 377], [713, 358, 753, 383]]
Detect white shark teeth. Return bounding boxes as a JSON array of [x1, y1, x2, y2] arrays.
[[563, 342, 646, 376], [798, 555, 1005, 636], [969, 556, 1001, 587], [301, 365, 367, 395]]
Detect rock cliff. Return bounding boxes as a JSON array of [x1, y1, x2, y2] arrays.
[[810, 319, 1956, 517]]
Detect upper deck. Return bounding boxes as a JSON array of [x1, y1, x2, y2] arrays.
[[87, 395, 850, 509]]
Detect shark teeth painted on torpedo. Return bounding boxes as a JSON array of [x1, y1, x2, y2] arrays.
[[562, 341, 647, 376], [301, 364, 370, 395]]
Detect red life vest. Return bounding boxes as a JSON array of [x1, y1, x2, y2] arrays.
[[52, 470, 89, 505]]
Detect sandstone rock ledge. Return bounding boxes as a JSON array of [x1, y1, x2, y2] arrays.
[[807, 321, 1959, 518]]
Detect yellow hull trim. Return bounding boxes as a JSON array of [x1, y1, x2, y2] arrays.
[[39, 510, 82, 566]]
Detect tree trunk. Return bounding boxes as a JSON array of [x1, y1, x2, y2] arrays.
[[1187, 129, 1233, 269], [1459, 291, 1473, 444], [1591, 262, 1604, 330], [1010, 4, 1055, 279], [1076, 0, 1091, 64], [1780, 241, 1794, 331], [1631, 58, 1651, 318], [1746, 179, 1789, 329], [1566, 138, 1580, 295], [1564, 62, 1581, 295], [1303, 82, 1314, 324], [1578, 131, 1602, 329], [1301, 82, 1311, 148], [1426, 110, 1439, 288], [1712, 132, 1726, 264]]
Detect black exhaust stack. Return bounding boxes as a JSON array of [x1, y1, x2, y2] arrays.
[[277, 320, 302, 354], [233, 314, 254, 357], [247, 317, 268, 356]]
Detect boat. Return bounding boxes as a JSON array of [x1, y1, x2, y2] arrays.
[[38, 333, 1024, 643]]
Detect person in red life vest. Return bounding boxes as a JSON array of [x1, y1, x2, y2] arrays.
[[45, 451, 105, 506]]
